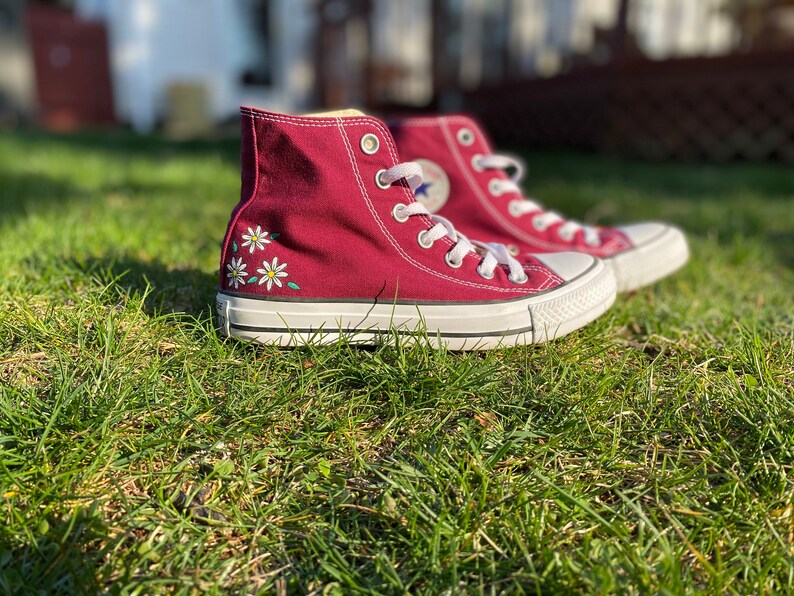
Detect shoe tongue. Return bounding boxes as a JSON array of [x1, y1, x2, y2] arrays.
[[304, 109, 366, 118]]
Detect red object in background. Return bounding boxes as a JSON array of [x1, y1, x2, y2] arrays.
[[388, 115, 690, 292], [25, 4, 115, 130]]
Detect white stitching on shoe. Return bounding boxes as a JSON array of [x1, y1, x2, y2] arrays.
[[390, 116, 632, 254], [337, 118, 546, 293], [236, 108, 563, 292], [475, 153, 601, 245], [437, 119, 561, 279]]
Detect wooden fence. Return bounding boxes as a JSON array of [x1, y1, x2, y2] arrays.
[[465, 49, 794, 162], [316, 0, 794, 161]]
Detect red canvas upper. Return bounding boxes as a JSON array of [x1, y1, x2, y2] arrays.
[[388, 115, 633, 259], [218, 108, 564, 303]]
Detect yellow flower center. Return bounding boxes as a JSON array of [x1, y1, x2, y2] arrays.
[[232, 271, 238, 277], [268, 271, 275, 278], [251, 235, 258, 242]]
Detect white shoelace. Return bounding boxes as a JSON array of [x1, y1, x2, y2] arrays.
[[473, 154, 601, 246], [378, 163, 527, 282]]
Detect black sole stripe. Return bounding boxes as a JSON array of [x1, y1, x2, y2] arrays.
[[228, 323, 534, 339]]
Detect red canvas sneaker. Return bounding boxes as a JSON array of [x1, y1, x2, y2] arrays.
[[215, 107, 617, 349], [388, 115, 689, 292]]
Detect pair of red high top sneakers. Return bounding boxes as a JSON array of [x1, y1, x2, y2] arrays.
[[215, 108, 687, 350]]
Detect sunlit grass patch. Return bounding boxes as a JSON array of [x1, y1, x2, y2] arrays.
[[0, 131, 792, 593]]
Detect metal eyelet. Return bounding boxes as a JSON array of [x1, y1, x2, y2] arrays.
[[488, 179, 503, 197], [471, 154, 484, 172], [417, 229, 434, 248], [558, 228, 575, 241], [508, 200, 523, 217], [375, 169, 391, 190], [532, 216, 549, 231], [506, 244, 520, 256], [457, 128, 475, 146], [508, 271, 529, 284], [392, 203, 409, 223], [477, 264, 494, 279], [444, 251, 463, 269], [360, 133, 379, 155], [585, 236, 602, 247]]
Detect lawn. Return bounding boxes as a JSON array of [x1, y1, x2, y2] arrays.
[[0, 129, 792, 594]]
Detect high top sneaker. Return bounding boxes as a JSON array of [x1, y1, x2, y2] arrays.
[[389, 115, 689, 292], [215, 107, 617, 350]]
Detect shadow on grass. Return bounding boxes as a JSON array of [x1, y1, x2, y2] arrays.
[[0, 170, 84, 220], [0, 509, 109, 593], [67, 256, 218, 319]]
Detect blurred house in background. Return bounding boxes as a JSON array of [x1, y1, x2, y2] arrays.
[[0, 0, 34, 126], [1, 0, 793, 160], [5, 0, 316, 133], [316, 0, 794, 162], [74, 0, 316, 134]]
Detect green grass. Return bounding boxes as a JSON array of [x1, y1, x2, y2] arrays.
[[1, 130, 792, 594]]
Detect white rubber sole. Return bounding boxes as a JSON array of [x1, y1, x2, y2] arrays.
[[606, 226, 689, 292], [216, 260, 616, 350]]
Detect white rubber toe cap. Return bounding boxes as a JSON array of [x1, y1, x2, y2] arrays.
[[619, 222, 669, 246], [607, 223, 689, 292], [534, 251, 598, 281]]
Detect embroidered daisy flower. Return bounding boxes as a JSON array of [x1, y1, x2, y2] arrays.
[[257, 257, 288, 291], [226, 256, 248, 289], [241, 225, 270, 253]]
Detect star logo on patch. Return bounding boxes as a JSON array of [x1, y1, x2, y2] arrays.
[[415, 181, 432, 198], [412, 159, 450, 213]]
